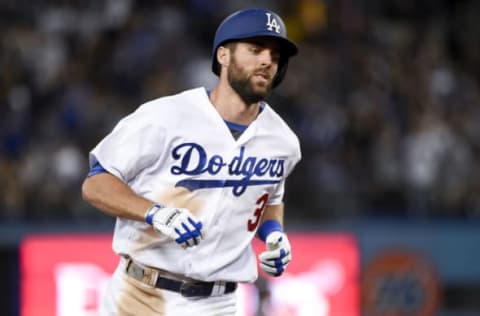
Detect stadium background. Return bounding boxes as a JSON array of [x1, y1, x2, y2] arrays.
[[1, 0, 480, 315]]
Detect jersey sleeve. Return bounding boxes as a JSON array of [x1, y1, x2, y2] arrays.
[[267, 178, 286, 205], [89, 105, 166, 183], [267, 143, 302, 205]]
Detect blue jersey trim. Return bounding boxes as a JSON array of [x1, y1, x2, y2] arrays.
[[223, 103, 265, 132], [88, 162, 108, 177], [224, 120, 248, 132]]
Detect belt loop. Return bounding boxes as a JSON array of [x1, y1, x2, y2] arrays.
[[211, 281, 226, 296], [125, 258, 159, 288], [142, 265, 159, 287], [125, 257, 132, 271]]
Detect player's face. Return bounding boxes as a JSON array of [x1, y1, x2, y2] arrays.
[[227, 38, 280, 104]]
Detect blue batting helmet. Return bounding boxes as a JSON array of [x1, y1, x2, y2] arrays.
[[211, 8, 298, 88]]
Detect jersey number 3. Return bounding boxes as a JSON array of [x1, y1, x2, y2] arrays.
[[247, 193, 269, 232]]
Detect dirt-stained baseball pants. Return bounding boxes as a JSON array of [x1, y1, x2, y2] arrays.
[[99, 259, 238, 316]]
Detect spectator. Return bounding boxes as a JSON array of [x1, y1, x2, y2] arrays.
[[1, 0, 480, 221]]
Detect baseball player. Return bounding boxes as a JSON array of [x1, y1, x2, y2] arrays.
[[82, 7, 300, 316]]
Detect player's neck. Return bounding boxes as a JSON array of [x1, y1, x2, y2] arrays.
[[209, 86, 260, 126]]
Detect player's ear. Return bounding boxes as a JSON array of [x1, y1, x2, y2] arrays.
[[217, 45, 230, 69]]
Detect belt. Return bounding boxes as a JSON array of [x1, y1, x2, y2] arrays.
[[125, 259, 237, 298]]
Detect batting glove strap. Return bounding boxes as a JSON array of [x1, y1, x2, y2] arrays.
[[145, 204, 204, 248], [145, 204, 164, 225], [259, 231, 292, 277]]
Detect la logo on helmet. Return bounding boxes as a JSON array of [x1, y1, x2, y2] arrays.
[[265, 12, 281, 33]]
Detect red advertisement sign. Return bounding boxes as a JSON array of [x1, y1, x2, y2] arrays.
[[20, 233, 359, 316]]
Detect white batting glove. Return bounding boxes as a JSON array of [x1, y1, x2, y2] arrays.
[[145, 204, 204, 248], [259, 231, 292, 276]]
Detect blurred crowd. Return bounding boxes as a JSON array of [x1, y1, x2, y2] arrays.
[[1, 0, 480, 222]]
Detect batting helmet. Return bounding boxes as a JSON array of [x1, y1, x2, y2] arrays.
[[211, 8, 298, 88]]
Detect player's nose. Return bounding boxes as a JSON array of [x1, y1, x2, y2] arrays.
[[258, 49, 276, 66]]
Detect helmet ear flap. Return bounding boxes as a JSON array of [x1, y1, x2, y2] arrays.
[[272, 58, 289, 88]]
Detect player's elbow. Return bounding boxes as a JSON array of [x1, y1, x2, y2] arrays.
[[81, 176, 98, 205]]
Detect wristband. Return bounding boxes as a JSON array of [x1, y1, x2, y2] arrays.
[[258, 220, 283, 242], [145, 204, 163, 225]]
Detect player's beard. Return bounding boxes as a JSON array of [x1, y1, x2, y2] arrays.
[[227, 56, 274, 105]]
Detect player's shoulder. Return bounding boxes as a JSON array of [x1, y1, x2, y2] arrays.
[[125, 87, 207, 125]]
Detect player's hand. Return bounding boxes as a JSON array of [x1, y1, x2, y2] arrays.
[[259, 231, 291, 276], [145, 204, 204, 248]]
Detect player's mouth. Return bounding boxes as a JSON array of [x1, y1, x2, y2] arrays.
[[253, 72, 271, 84]]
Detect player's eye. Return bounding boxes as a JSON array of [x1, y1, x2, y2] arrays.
[[249, 45, 261, 54], [271, 51, 280, 63]]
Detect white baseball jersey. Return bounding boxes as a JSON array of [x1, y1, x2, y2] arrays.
[[89, 87, 301, 283]]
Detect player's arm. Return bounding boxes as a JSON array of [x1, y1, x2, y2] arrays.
[[260, 203, 284, 227], [82, 172, 152, 221], [82, 167, 203, 247], [257, 203, 291, 277]]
